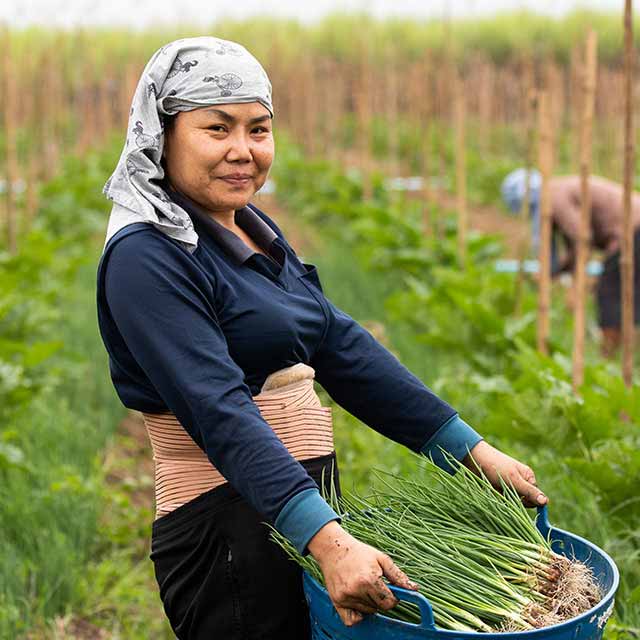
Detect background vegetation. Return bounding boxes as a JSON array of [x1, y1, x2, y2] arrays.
[[0, 10, 638, 638]]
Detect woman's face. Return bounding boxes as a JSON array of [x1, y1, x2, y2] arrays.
[[163, 102, 274, 217]]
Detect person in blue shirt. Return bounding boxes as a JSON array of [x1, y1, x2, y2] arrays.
[[98, 37, 547, 639]]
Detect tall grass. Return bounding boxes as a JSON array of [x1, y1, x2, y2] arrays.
[[0, 148, 127, 637]]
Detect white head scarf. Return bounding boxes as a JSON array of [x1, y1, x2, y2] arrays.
[[102, 36, 273, 253]]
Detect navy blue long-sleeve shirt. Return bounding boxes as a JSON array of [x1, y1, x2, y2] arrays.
[[96, 195, 482, 552]]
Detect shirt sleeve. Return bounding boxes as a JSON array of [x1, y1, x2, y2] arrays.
[[311, 297, 482, 468], [102, 228, 337, 553]]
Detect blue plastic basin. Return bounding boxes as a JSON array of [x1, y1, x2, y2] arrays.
[[304, 506, 619, 640]]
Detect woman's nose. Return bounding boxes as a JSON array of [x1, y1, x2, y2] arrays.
[[225, 132, 252, 162]]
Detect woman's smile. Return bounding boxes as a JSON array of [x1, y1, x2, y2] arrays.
[[218, 173, 254, 186]]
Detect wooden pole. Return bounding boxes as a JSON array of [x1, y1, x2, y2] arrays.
[[42, 46, 60, 180], [514, 89, 538, 315], [478, 58, 494, 154], [24, 56, 41, 224], [572, 30, 598, 391], [622, 0, 635, 387], [353, 41, 373, 197], [302, 55, 317, 157], [2, 27, 18, 253], [537, 91, 554, 355], [420, 57, 435, 234], [569, 45, 583, 171], [385, 44, 400, 176], [454, 70, 467, 267]]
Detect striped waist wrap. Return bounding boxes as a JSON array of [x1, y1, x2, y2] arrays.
[[142, 364, 334, 519]]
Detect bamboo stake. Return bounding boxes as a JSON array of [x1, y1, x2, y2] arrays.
[[547, 61, 565, 156], [355, 41, 373, 197], [42, 47, 60, 180], [537, 91, 554, 355], [437, 69, 449, 213], [2, 27, 18, 253], [302, 55, 317, 157], [478, 58, 494, 154], [569, 45, 583, 171], [98, 65, 115, 144], [385, 44, 400, 176], [514, 89, 538, 316], [454, 70, 467, 267], [622, 0, 635, 387], [572, 30, 598, 391], [321, 57, 338, 161], [420, 57, 435, 233], [24, 63, 40, 224]]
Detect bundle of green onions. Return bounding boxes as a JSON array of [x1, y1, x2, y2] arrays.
[[271, 455, 600, 633]]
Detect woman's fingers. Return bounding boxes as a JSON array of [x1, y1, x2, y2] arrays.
[[466, 441, 548, 508], [312, 523, 418, 625], [513, 465, 548, 507], [379, 553, 420, 591], [340, 594, 378, 615], [366, 574, 398, 611], [335, 606, 364, 627], [333, 559, 413, 620]]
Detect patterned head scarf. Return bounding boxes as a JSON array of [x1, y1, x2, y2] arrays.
[[102, 36, 273, 253]]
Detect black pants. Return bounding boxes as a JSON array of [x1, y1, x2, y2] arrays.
[[150, 453, 340, 640], [596, 229, 640, 328]]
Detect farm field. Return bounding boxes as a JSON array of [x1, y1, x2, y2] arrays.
[[1, 11, 639, 639]]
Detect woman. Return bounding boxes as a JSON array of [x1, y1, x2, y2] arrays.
[[97, 37, 547, 639]]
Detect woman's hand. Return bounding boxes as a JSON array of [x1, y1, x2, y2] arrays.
[[308, 521, 418, 627], [465, 441, 548, 507]]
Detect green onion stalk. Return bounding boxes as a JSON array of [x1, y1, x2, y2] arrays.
[[270, 454, 600, 632]]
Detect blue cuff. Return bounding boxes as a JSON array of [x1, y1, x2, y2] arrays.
[[420, 414, 483, 474], [275, 488, 340, 555]]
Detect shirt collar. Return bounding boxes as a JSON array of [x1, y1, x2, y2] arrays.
[[165, 187, 278, 264]]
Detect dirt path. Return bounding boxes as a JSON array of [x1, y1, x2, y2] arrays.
[[432, 190, 528, 257], [257, 181, 528, 259]]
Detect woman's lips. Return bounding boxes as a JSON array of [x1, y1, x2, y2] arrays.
[[219, 176, 253, 186]]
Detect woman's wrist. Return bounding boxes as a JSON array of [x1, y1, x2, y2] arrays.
[[307, 520, 349, 562]]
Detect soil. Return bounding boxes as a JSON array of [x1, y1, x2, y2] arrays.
[[255, 179, 528, 259]]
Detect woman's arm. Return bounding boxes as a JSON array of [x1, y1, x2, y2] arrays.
[[311, 297, 547, 506], [311, 297, 479, 459], [101, 227, 338, 553]]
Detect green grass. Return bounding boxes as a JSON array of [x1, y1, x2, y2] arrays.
[[0, 145, 174, 638], [0, 256, 122, 636]]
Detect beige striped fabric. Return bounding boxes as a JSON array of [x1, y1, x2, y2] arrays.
[[142, 364, 334, 518]]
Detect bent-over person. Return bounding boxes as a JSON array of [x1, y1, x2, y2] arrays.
[[502, 169, 640, 356]]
